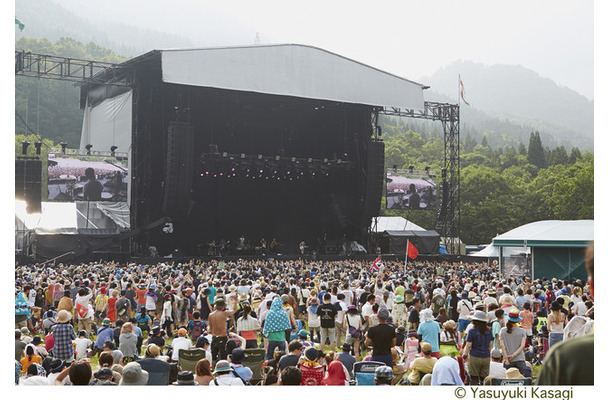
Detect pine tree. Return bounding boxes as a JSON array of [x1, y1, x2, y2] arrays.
[[527, 131, 546, 168]]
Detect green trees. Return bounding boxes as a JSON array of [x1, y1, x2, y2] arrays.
[[380, 119, 594, 244], [15, 37, 128, 147]]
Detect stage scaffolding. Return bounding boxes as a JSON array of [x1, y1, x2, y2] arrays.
[[378, 102, 461, 254]]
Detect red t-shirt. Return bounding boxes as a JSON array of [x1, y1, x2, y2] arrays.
[[135, 288, 147, 304]]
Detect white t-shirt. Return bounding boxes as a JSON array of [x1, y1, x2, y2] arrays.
[[335, 301, 347, 323], [489, 361, 506, 378], [457, 299, 473, 319], [171, 336, 192, 361], [73, 337, 92, 359]]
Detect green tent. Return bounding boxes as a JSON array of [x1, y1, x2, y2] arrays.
[[492, 220, 593, 280]]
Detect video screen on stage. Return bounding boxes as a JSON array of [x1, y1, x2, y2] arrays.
[[47, 153, 128, 202], [386, 170, 436, 210]]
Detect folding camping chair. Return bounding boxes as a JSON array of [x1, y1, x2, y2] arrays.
[[243, 348, 266, 385], [177, 348, 206, 373], [353, 361, 385, 386]]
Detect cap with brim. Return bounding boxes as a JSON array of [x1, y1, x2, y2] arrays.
[[304, 346, 318, 361], [298, 329, 309, 338], [342, 342, 351, 351], [506, 367, 524, 379], [119, 362, 149, 385], [49, 359, 65, 374], [507, 308, 522, 323], [102, 318, 111, 326], [394, 295, 404, 304], [470, 310, 489, 323], [32, 336, 43, 345], [230, 348, 248, 364], [57, 310, 72, 323], [174, 371, 195, 384], [491, 348, 502, 359], [377, 307, 389, 321], [214, 360, 232, 373], [420, 342, 432, 353]]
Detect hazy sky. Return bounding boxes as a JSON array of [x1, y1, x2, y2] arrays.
[[47, 0, 595, 100]]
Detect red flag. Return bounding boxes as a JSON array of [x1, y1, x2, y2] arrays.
[[407, 241, 418, 259]]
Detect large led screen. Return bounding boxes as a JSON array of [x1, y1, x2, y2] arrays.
[[47, 153, 128, 202], [386, 170, 436, 210]]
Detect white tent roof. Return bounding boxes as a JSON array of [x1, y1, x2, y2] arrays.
[[492, 220, 593, 248], [160, 44, 425, 110], [470, 243, 530, 258], [371, 216, 425, 233]]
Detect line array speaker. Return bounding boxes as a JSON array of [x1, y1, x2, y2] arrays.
[[162, 122, 194, 220], [362, 140, 385, 221]]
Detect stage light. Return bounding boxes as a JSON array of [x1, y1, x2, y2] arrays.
[[60, 142, 68, 153], [241, 153, 246, 159], [21, 141, 30, 155], [258, 154, 263, 160], [222, 152, 228, 157], [85, 144, 93, 155], [275, 155, 280, 161], [308, 158, 312, 163], [34, 141, 42, 155], [110, 145, 118, 157]]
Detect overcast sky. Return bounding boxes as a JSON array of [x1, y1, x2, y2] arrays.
[[47, 0, 595, 100]]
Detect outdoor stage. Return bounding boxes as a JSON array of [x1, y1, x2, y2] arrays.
[[79, 44, 426, 258]]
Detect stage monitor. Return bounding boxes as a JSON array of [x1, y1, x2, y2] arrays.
[[386, 169, 436, 210], [47, 153, 128, 202]]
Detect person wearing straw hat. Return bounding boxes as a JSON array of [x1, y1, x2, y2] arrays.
[[499, 308, 528, 376], [50, 310, 76, 362], [461, 310, 493, 385]]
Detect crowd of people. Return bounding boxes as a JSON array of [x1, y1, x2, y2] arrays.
[[14, 246, 594, 386]]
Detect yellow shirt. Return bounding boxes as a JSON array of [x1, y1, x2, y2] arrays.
[[408, 356, 437, 384]]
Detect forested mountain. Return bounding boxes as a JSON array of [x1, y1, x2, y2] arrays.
[[15, 0, 193, 57], [418, 60, 594, 151], [14, 36, 593, 246]]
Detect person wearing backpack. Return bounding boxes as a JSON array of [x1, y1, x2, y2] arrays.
[[115, 290, 132, 323], [188, 311, 205, 343]]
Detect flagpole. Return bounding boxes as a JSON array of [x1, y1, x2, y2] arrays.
[[405, 239, 409, 269], [458, 74, 461, 107]]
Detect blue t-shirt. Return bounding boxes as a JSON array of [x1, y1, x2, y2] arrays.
[[417, 320, 442, 352], [466, 327, 493, 358]]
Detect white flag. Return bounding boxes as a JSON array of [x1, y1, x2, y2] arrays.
[[460, 78, 470, 106]]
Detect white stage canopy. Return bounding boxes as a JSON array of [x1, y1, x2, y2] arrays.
[[371, 216, 426, 233], [161, 44, 425, 110]]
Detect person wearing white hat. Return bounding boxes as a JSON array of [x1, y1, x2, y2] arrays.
[[461, 310, 493, 385], [417, 308, 442, 358]]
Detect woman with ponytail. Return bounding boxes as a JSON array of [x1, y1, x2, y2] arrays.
[[499, 308, 528, 376], [236, 302, 261, 348], [20, 344, 42, 374]]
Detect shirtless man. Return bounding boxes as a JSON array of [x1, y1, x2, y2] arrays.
[[208, 295, 237, 362]]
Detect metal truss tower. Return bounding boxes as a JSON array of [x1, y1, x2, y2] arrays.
[[379, 101, 461, 254]]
